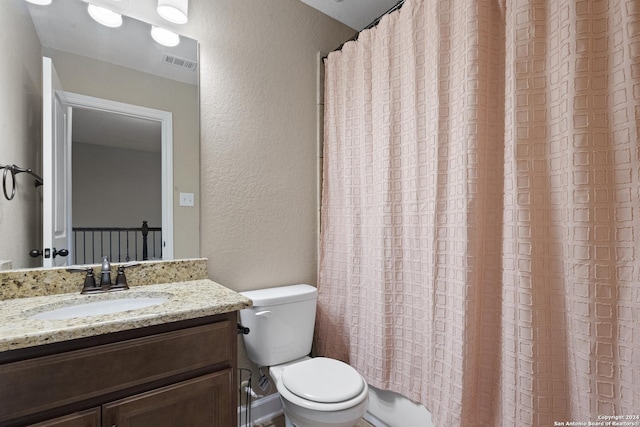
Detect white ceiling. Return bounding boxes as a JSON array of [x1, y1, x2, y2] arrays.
[[300, 0, 401, 31], [73, 109, 162, 152]]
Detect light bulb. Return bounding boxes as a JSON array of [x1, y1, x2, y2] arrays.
[[87, 4, 122, 28], [151, 26, 180, 47], [157, 0, 188, 24]]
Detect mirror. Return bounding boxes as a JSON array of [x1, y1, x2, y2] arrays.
[[0, 0, 199, 270]]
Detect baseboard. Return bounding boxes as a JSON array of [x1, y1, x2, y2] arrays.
[[363, 411, 392, 427], [238, 393, 284, 427]]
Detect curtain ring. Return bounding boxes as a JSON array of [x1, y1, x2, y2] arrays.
[[2, 166, 16, 201]]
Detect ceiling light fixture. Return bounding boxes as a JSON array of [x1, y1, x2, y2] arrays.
[[25, 0, 53, 5], [151, 26, 180, 47], [157, 0, 189, 24], [87, 4, 122, 28]]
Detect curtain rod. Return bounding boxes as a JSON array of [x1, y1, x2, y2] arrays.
[[327, 0, 407, 56]]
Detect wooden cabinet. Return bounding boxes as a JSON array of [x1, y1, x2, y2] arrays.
[[28, 409, 100, 427], [28, 371, 233, 427], [103, 370, 232, 427], [0, 313, 237, 427]]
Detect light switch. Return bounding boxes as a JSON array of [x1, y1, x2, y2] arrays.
[[179, 192, 195, 207]]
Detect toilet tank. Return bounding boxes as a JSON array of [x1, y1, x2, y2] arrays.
[[239, 284, 318, 367]]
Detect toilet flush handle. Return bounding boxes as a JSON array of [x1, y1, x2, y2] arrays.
[[255, 310, 272, 318]]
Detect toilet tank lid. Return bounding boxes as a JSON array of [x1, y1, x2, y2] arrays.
[[240, 284, 317, 306]]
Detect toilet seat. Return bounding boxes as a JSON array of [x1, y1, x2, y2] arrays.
[[283, 358, 364, 403], [276, 357, 368, 412]]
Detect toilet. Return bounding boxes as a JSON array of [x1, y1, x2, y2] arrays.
[[239, 284, 368, 427]]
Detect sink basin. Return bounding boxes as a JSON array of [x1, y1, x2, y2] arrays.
[[30, 296, 169, 320]]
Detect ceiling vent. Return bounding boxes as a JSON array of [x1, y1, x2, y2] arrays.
[[162, 53, 197, 71]]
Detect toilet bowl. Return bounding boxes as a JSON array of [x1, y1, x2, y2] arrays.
[[239, 285, 369, 427], [270, 357, 368, 427]]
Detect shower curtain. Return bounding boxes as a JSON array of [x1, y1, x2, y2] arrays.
[[315, 0, 640, 425]]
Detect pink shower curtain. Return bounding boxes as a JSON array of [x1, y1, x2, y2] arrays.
[[315, 0, 640, 425]]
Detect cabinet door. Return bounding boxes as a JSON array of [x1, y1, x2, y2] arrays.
[[102, 370, 233, 427], [28, 408, 100, 427], [1, 321, 232, 424]]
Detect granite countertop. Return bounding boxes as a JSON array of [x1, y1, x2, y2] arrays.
[[0, 279, 253, 352]]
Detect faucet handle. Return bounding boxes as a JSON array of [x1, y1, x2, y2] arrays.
[[111, 262, 141, 290], [99, 256, 113, 288], [67, 267, 101, 294]]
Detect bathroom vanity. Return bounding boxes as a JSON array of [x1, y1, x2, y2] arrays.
[[1, 314, 235, 426], [0, 261, 252, 427]]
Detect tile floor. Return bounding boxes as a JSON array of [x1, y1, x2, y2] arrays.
[[255, 415, 374, 427]]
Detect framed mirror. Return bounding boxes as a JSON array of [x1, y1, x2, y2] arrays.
[[0, 0, 199, 270]]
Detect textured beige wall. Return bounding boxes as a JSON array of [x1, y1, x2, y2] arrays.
[[0, 1, 43, 269], [45, 49, 200, 260], [194, 0, 354, 292]]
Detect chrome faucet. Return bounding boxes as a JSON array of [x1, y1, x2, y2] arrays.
[[100, 256, 111, 287]]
